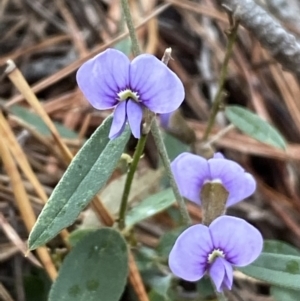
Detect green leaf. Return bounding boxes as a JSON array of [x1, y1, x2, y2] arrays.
[[24, 269, 51, 301], [134, 247, 158, 272], [125, 189, 175, 229], [147, 274, 172, 300], [196, 277, 215, 299], [68, 228, 96, 247], [238, 253, 300, 290], [28, 116, 130, 250], [163, 133, 190, 161], [271, 286, 300, 301], [264, 240, 300, 256], [149, 290, 170, 301], [113, 37, 131, 56], [156, 226, 187, 258], [10, 105, 78, 139], [225, 105, 286, 149], [49, 228, 128, 301]]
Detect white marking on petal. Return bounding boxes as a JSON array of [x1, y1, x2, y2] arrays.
[[207, 249, 225, 263], [117, 89, 139, 102]]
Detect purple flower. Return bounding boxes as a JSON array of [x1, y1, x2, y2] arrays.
[[171, 152, 256, 207], [160, 112, 173, 129], [168, 216, 263, 291], [76, 49, 185, 139]]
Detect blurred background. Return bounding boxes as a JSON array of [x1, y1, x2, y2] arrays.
[[1, 0, 300, 300]]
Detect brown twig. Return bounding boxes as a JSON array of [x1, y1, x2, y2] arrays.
[[0, 126, 58, 280]]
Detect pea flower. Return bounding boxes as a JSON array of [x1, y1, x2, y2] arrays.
[[169, 216, 263, 291], [76, 49, 184, 139], [171, 152, 256, 207]]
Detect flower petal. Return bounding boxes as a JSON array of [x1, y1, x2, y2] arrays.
[[160, 112, 172, 129], [127, 100, 143, 139], [208, 158, 256, 206], [77, 49, 130, 110], [209, 257, 233, 292], [213, 152, 224, 159], [130, 54, 184, 113], [169, 224, 213, 282], [209, 257, 225, 292], [109, 101, 127, 139], [210, 216, 263, 267], [171, 153, 210, 205], [222, 260, 233, 290]]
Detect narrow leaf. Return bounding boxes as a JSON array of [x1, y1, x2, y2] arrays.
[[225, 105, 286, 149], [271, 286, 300, 301], [156, 226, 187, 258], [29, 116, 130, 250], [11, 105, 78, 139], [263, 240, 300, 256], [49, 228, 128, 301], [238, 253, 300, 290], [125, 189, 175, 229]]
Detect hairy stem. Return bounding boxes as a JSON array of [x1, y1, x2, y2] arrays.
[[121, 0, 141, 56], [202, 20, 239, 141], [151, 119, 192, 225]]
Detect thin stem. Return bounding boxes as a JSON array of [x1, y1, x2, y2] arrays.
[[151, 119, 192, 225], [118, 134, 147, 230], [121, 0, 141, 56], [202, 21, 240, 141], [120, 0, 191, 226]]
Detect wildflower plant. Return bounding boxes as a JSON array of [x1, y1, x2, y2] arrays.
[[24, 1, 300, 301], [77, 49, 184, 139], [171, 152, 256, 207], [169, 216, 263, 291]]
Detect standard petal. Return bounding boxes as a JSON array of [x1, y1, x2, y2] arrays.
[[208, 158, 256, 206], [127, 100, 143, 139], [171, 153, 210, 205], [209, 257, 233, 292], [109, 101, 127, 139], [77, 49, 130, 110], [169, 225, 213, 282], [130, 54, 184, 113], [210, 216, 263, 267]]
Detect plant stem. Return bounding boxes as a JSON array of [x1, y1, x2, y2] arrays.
[[118, 0, 144, 230], [120, 0, 191, 226], [202, 21, 240, 141], [151, 119, 192, 225], [121, 0, 141, 56], [118, 134, 147, 230]]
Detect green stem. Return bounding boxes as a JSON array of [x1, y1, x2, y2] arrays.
[[118, 134, 147, 230], [120, 0, 191, 226], [121, 0, 141, 56], [151, 119, 192, 226], [202, 21, 240, 141], [118, 0, 144, 230]]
